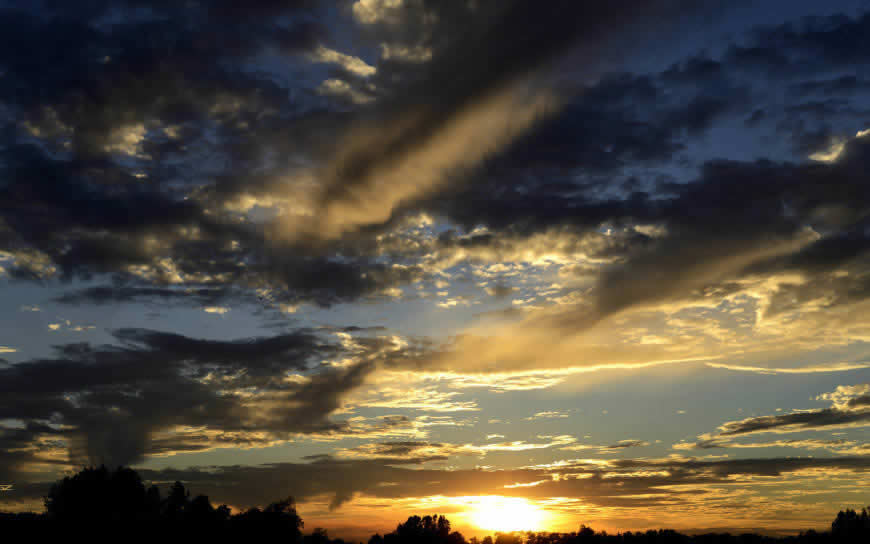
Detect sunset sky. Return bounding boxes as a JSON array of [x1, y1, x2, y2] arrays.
[[2, 0, 870, 539]]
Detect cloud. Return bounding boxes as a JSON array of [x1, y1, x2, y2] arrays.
[[349, 385, 479, 412], [0, 326, 418, 478], [373, 125, 870, 378], [523, 411, 569, 421], [56, 454, 869, 515], [352, 0, 406, 25], [276, 0, 727, 241], [674, 437, 870, 456], [676, 384, 870, 450], [317, 79, 375, 104], [716, 407, 870, 437], [47, 320, 96, 333], [310, 45, 377, 77], [706, 361, 870, 374], [379, 43, 432, 62], [562, 440, 651, 454], [331, 434, 577, 462]]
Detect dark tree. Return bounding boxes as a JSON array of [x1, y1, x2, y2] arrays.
[[233, 496, 304, 541], [16, 466, 870, 544], [831, 507, 870, 542], [306, 527, 332, 544], [387, 515, 464, 544], [163, 480, 189, 521], [43, 465, 157, 521], [185, 494, 217, 523]]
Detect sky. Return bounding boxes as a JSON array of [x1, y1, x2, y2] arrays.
[[1, 0, 870, 539]]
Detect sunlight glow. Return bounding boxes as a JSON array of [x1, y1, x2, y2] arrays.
[[468, 496, 546, 532]]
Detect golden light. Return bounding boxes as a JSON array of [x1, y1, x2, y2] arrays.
[[468, 496, 546, 533]]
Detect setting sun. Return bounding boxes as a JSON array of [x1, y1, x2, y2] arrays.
[[4, 1, 870, 542], [468, 496, 546, 533]]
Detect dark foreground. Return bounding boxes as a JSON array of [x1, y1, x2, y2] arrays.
[[0, 466, 867, 543]]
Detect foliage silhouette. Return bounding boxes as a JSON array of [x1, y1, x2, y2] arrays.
[[44, 465, 160, 521], [0, 466, 867, 544]]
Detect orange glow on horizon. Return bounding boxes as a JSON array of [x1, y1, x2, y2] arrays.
[[466, 496, 548, 533]]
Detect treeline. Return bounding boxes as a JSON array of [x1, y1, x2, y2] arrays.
[[0, 466, 867, 544], [367, 512, 870, 544]]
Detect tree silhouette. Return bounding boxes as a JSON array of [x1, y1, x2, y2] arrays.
[[185, 494, 217, 523], [163, 480, 189, 521], [385, 515, 461, 544], [832, 507, 870, 542], [44, 465, 159, 521], [233, 496, 303, 541], [11, 466, 870, 544], [307, 527, 332, 544]]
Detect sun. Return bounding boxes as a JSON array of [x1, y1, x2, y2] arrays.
[[468, 496, 546, 533]]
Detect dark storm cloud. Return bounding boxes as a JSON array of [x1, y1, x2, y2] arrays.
[[0, 327, 410, 478]]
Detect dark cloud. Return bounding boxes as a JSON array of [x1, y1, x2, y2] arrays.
[[789, 75, 870, 97], [676, 384, 870, 452], [5, 0, 848, 321], [717, 408, 870, 437], [0, 327, 412, 478], [593, 129, 870, 317], [603, 439, 650, 450], [53, 286, 231, 306], [35, 454, 857, 511], [727, 12, 870, 75], [563, 439, 651, 454], [485, 284, 517, 299], [4, 3, 870, 527], [0, 0, 408, 307], [2, 1, 870, 323]]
